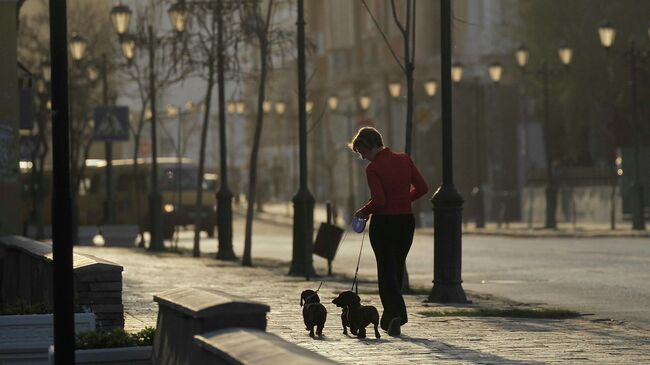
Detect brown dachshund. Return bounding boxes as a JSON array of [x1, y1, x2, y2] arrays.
[[332, 291, 380, 339]]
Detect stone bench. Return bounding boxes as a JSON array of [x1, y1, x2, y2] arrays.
[[0, 235, 124, 329], [152, 287, 270, 365], [194, 328, 339, 365], [101, 225, 139, 247]]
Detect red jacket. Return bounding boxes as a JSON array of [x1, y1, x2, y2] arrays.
[[360, 148, 429, 216]]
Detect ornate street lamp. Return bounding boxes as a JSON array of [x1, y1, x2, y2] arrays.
[[359, 95, 371, 111], [451, 61, 464, 83], [388, 81, 401, 98], [168, 2, 189, 34], [488, 62, 504, 84], [558, 43, 573, 66], [598, 20, 616, 49], [327, 95, 339, 111], [69, 33, 87, 62], [110, 3, 132, 35], [424, 79, 438, 97], [120, 34, 136, 62], [515, 44, 530, 69]]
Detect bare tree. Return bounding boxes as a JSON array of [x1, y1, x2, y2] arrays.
[[240, 0, 294, 266], [361, 0, 416, 154], [180, 1, 241, 257]]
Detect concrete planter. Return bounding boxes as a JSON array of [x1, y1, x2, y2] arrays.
[[48, 345, 152, 365], [0, 312, 95, 364], [102, 225, 139, 247]]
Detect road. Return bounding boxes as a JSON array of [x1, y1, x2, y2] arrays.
[[167, 214, 650, 327]]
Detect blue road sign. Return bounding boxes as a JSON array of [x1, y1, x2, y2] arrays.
[[93, 106, 130, 142]]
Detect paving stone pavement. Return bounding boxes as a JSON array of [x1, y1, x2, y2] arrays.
[[76, 246, 650, 365]]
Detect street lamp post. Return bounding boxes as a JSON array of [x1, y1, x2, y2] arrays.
[[516, 43, 573, 229], [49, 1, 75, 361], [289, 0, 316, 278], [428, 0, 468, 303], [597, 20, 646, 231]]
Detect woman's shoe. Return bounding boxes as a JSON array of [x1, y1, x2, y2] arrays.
[[387, 317, 401, 337]]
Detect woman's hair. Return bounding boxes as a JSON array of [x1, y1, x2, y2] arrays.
[[348, 127, 384, 152]]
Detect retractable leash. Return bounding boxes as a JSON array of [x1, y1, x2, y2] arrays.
[[351, 229, 367, 295]]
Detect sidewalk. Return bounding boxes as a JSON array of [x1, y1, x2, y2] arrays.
[[76, 245, 650, 364], [244, 202, 650, 238]]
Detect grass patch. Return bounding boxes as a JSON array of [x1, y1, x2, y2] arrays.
[[75, 327, 155, 349], [419, 308, 580, 319]]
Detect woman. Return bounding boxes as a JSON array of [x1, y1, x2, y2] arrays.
[[350, 127, 428, 336]]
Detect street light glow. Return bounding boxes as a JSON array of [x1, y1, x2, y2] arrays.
[[306, 100, 314, 114], [598, 20, 616, 48], [327, 95, 339, 111], [110, 3, 132, 35], [263, 100, 272, 113], [275, 101, 286, 115], [168, 2, 189, 34], [558, 43, 573, 66], [69, 33, 87, 62], [236, 101, 246, 114], [226, 101, 236, 114], [359, 95, 371, 111], [451, 62, 463, 83], [424, 79, 438, 97], [488, 62, 504, 83], [166, 104, 179, 117], [120, 35, 136, 62], [86, 63, 99, 82], [515, 44, 529, 68], [41, 59, 51, 82], [388, 81, 401, 98]]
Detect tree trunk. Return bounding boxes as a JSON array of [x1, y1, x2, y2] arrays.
[[193, 55, 216, 258], [243, 38, 269, 267]]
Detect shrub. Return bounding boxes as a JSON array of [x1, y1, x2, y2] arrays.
[[75, 327, 155, 350]]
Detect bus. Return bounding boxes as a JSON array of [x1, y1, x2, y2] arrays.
[[21, 157, 218, 240]]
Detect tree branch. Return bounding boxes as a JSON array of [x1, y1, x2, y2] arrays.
[[360, 0, 405, 72]]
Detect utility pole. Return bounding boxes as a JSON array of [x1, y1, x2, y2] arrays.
[[49, 0, 75, 362]]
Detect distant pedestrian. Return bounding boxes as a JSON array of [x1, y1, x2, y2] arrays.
[[349, 127, 428, 337]]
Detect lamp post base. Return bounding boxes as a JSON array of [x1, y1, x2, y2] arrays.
[[632, 182, 646, 231], [148, 192, 164, 251], [545, 185, 557, 229], [216, 187, 237, 260], [289, 188, 315, 277], [428, 184, 468, 303]]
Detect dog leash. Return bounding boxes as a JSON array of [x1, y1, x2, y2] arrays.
[[350, 229, 366, 295], [304, 281, 324, 302]]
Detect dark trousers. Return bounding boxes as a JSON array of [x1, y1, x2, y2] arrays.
[[368, 214, 415, 328]]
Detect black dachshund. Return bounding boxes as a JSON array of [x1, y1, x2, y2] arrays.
[[332, 291, 380, 339], [300, 289, 327, 337]]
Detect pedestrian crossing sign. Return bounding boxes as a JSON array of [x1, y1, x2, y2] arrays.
[[93, 106, 130, 141]]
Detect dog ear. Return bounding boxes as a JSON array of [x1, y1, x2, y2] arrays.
[[352, 294, 361, 305], [300, 296, 304, 307]]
